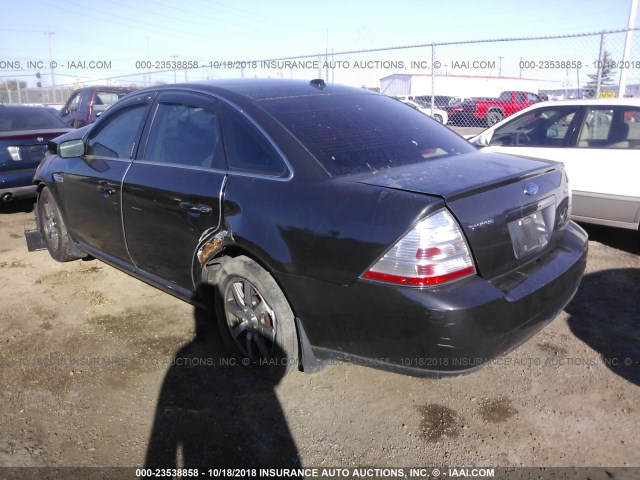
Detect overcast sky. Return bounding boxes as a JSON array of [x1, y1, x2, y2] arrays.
[[2, 0, 639, 88]]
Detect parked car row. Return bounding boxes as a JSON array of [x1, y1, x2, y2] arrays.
[[394, 91, 546, 128], [1, 86, 135, 205], [397, 99, 449, 124], [0, 105, 72, 203]]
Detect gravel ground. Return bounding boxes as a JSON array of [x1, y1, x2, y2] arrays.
[[0, 199, 638, 476]]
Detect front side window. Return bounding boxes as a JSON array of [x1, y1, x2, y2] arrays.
[[66, 92, 82, 112], [86, 103, 148, 158], [143, 101, 223, 168], [489, 107, 579, 147]]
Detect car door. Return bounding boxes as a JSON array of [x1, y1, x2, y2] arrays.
[[59, 92, 155, 264], [121, 91, 226, 292], [481, 104, 581, 153], [480, 104, 640, 229], [559, 105, 640, 228]]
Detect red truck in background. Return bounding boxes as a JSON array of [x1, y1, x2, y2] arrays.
[[451, 91, 544, 127]]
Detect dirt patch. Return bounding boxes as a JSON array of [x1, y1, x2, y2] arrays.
[[418, 404, 462, 441], [478, 397, 518, 423], [0, 203, 639, 469]]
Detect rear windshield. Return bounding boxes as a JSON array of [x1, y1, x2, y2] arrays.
[[258, 93, 475, 176], [0, 107, 69, 132]]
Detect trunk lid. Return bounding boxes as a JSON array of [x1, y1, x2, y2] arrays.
[[0, 129, 72, 169], [354, 150, 570, 280]]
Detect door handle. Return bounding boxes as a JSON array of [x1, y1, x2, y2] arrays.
[[97, 183, 116, 197], [179, 201, 212, 215]]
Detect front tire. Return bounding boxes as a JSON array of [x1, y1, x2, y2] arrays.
[[432, 114, 444, 123], [214, 256, 299, 377], [37, 187, 77, 262]]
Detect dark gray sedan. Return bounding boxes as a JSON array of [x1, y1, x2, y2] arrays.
[[28, 79, 587, 377]]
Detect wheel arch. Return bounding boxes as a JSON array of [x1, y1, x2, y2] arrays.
[[486, 107, 505, 116], [194, 233, 306, 369]]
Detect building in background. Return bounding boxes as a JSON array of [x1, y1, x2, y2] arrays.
[[380, 73, 540, 99]]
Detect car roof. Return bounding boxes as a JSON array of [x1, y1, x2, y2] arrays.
[[83, 85, 136, 91], [138, 79, 370, 101], [535, 98, 640, 107]]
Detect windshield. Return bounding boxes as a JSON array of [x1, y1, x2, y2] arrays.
[[258, 93, 475, 176]]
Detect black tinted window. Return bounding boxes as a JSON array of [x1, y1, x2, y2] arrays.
[[221, 104, 287, 176], [0, 107, 68, 131], [87, 104, 147, 158], [144, 102, 223, 168], [259, 94, 474, 176]]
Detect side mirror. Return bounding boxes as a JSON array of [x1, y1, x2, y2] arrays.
[[473, 131, 492, 147], [546, 127, 558, 138], [58, 139, 85, 158]]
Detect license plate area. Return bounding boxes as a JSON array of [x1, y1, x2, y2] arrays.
[[20, 145, 47, 162], [508, 197, 555, 259]]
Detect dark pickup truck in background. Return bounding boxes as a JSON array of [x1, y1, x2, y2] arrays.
[[450, 91, 544, 127], [59, 86, 136, 128]]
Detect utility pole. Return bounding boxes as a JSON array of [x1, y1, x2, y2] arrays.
[[171, 55, 178, 83], [619, 0, 638, 97], [45, 31, 56, 103]]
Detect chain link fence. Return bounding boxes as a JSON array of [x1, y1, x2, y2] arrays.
[[2, 28, 639, 128]]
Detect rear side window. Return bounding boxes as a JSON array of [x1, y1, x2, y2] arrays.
[[577, 106, 640, 149], [220, 103, 287, 176], [95, 91, 123, 107], [87, 104, 148, 158], [144, 102, 223, 168], [259, 93, 474, 176]]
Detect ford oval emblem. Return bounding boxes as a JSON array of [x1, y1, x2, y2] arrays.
[[524, 182, 539, 196]]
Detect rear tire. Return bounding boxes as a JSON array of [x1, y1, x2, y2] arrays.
[[37, 187, 77, 262], [213, 256, 299, 378]]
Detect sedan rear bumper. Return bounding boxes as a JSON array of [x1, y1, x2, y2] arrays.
[[279, 221, 588, 376], [0, 184, 37, 202]]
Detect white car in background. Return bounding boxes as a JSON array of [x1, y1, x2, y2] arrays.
[[399, 99, 449, 124], [470, 99, 640, 231]]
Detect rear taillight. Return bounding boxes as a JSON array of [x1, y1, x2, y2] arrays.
[[363, 209, 476, 286], [8, 146, 21, 160]]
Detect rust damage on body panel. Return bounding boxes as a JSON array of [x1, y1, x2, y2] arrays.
[[197, 230, 233, 266]]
